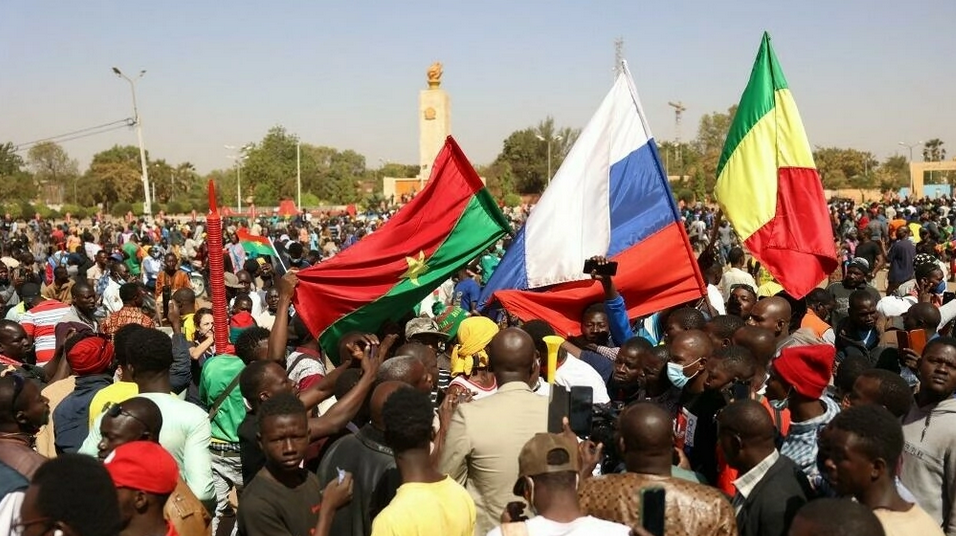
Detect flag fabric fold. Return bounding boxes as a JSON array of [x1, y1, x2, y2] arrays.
[[236, 228, 275, 258], [480, 61, 706, 337], [714, 32, 836, 299], [294, 136, 511, 359]]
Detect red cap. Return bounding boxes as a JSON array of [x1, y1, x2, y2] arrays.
[[774, 344, 835, 399], [104, 441, 178, 495]]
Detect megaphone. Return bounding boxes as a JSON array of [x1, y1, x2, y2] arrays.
[[542, 335, 565, 384]]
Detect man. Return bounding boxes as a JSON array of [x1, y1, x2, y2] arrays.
[[237, 392, 352, 536], [396, 341, 443, 404], [104, 441, 182, 536], [669, 329, 724, 483], [704, 314, 746, 350], [100, 283, 155, 338], [225, 233, 246, 275], [788, 498, 886, 536], [844, 368, 914, 418], [87, 250, 110, 289], [79, 328, 216, 508], [0, 371, 49, 481], [155, 253, 190, 319], [826, 258, 880, 328], [4, 281, 42, 323], [255, 287, 279, 330], [405, 316, 452, 394], [720, 247, 758, 301], [102, 262, 134, 316], [237, 360, 295, 486], [199, 346, 247, 536], [877, 302, 940, 388], [19, 290, 70, 366], [86, 324, 146, 428], [746, 296, 792, 352], [15, 454, 122, 536], [454, 267, 481, 315], [171, 288, 198, 341], [717, 399, 812, 536], [439, 328, 549, 535], [42, 265, 75, 303], [855, 227, 887, 279], [522, 319, 611, 404], [663, 307, 708, 344], [376, 355, 433, 394], [802, 288, 837, 345], [728, 284, 759, 321], [492, 433, 631, 536], [900, 336, 956, 534], [887, 225, 916, 295], [95, 397, 211, 536], [835, 289, 882, 366], [59, 281, 99, 332], [316, 381, 404, 536], [0, 320, 35, 368], [766, 344, 840, 490], [578, 402, 736, 536], [54, 334, 115, 453], [372, 386, 475, 536], [818, 404, 943, 536], [230, 270, 264, 318]]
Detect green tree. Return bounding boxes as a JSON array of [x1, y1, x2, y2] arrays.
[[875, 155, 909, 193], [812, 146, 879, 189], [85, 145, 145, 211], [26, 141, 79, 204], [922, 139, 947, 184], [0, 142, 36, 202], [491, 117, 580, 194], [694, 105, 737, 190]]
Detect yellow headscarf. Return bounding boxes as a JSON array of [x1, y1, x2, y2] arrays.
[[450, 316, 499, 377]]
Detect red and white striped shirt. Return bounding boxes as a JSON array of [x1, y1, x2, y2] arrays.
[[20, 299, 71, 365]]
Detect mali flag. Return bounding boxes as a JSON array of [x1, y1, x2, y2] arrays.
[[236, 228, 274, 257], [715, 33, 837, 299], [294, 136, 511, 359]]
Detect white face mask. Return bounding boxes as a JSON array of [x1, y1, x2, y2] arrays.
[[66, 265, 79, 277]]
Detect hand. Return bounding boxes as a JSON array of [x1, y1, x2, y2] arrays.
[[674, 446, 691, 470], [578, 439, 604, 478], [588, 255, 612, 282], [359, 340, 383, 378], [438, 387, 470, 429], [901, 348, 920, 371], [378, 333, 399, 359], [278, 271, 299, 298], [500, 501, 528, 524], [321, 473, 353, 511]]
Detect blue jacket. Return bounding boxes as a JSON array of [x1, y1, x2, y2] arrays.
[[53, 374, 113, 454], [605, 295, 634, 346]]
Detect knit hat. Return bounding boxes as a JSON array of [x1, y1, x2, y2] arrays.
[[66, 334, 114, 376], [104, 441, 178, 495], [773, 344, 835, 399], [847, 257, 870, 275]]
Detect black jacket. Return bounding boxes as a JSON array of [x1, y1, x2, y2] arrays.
[[315, 424, 400, 536], [736, 455, 813, 536]]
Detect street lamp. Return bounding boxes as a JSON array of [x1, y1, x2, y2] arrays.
[[112, 67, 152, 217], [535, 134, 563, 185], [225, 144, 252, 213], [899, 141, 922, 193]]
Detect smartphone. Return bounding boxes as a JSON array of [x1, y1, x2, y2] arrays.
[[640, 487, 666, 536], [583, 259, 618, 276], [908, 329, 928, 355], [547, 384, 570, 434], [944, 292, 956, 305], [568, 386, 593, 437]]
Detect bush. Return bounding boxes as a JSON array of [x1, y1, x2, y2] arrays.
[[61, 204, 88, 220], [165, 200, 185, 214], [300, 192, 321, 208], [112, 202, 133, 218], [132, 202, 145, 217], [676, 189, 695, 205], [503, 193, 522, 207], [3, 203, 23, 219], [189, 198, 209, 213]]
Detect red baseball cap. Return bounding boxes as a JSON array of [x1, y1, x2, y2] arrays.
[[104, 441, 179, 495]]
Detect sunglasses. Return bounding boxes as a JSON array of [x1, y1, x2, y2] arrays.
[[105, 402, 150, 431]]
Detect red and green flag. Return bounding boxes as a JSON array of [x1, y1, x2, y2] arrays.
[[236, 228, 275, 257], [294, 136, 511, 360], [714, 32, 837, 299]]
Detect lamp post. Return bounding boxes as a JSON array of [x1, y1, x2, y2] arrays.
[[112, 67, 151, 217], [899, 141, 922, 193], [296, 141, 301, 209], [535, 134, 563, 185], [225, 145, 251, 213]]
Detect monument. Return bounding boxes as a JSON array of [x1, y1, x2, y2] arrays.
[[383, 62, 452, 200]]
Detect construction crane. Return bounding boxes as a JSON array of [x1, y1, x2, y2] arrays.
[[668, 101, 687, 179]]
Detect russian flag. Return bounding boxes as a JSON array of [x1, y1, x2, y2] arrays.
[[480, 62, 706, 336]]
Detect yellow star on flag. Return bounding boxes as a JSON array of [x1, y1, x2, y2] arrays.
[[402, 251, 429, 286]]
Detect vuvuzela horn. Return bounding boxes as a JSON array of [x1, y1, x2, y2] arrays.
[[543, 335, 565, 384]]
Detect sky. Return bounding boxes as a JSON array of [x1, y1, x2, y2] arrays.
[[2, 0, 954, 175]]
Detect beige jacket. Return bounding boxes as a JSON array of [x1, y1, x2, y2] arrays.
[[438, 381, 548, 536]]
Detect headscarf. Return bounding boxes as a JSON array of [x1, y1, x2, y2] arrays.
[[66, 335, 115, 376], [450, 316, 499, 377]]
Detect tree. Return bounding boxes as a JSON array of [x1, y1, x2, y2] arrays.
[[26, 142, 79, 204], [813, 146, 879, 189], [0, 142, 36, 202], [875, 155, 909, 193], [85, 145, 146, 211], [490, 117, 580, 194], [693, 105, 737, 191], [923, 139, 947, 184]]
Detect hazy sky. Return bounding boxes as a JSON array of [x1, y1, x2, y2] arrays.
[[2, 0, 954, 175]]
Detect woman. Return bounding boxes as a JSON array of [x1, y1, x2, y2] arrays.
[[189, 308, 216, 363], [447, 316, 499, 400]]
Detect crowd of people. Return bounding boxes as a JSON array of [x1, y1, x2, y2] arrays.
[[1, 194, 956, 536]]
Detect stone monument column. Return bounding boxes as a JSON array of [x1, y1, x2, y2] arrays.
[[418, 61, 451, 186]]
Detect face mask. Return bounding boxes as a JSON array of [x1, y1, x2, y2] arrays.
[[67, 266, 79, 277], [934, 280, 947, 294], [769, 386, 793, 409], [666, 359, 700, 389]]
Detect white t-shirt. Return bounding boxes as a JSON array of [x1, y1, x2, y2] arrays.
[[487, 515, 631, 536], [555, 356, 611, 404], [449, 375, 498, 400], [707, 284, 726, 315]]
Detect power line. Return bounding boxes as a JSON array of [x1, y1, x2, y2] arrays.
[[13, 118, 135, 152]]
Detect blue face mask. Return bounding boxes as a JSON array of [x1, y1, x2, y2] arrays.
[[935, 280, 947, 294], [666, 359, 700, 389]]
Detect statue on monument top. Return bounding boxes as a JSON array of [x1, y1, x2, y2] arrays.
[[427, 61, 443, 89]]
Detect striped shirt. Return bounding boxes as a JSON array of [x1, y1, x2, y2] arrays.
[[780, 396, 840, 490], [20, 299, 71, 365]]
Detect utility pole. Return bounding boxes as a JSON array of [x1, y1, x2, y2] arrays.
[[296, 141, 302, 209], [668, 101, 687, 179], [112, 67, 152, 218]]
